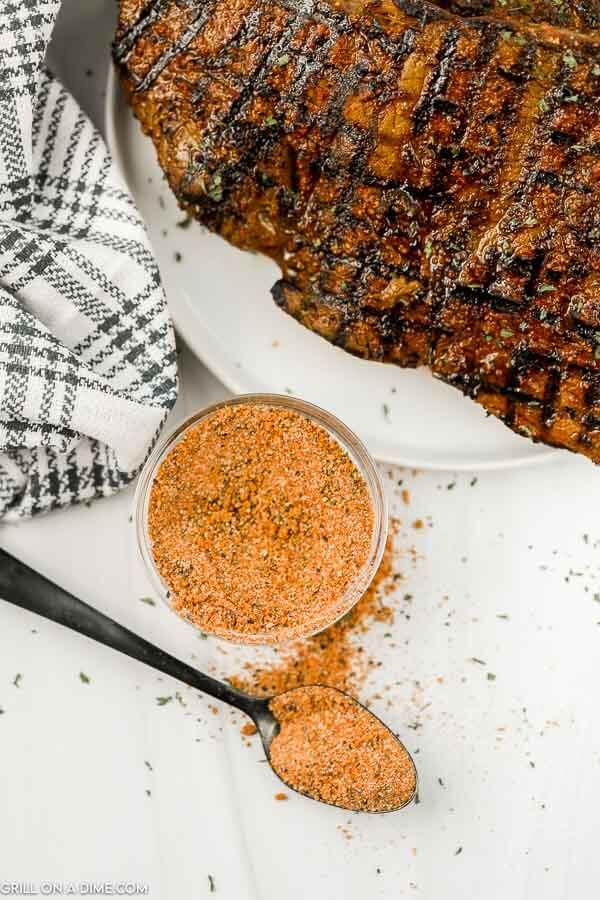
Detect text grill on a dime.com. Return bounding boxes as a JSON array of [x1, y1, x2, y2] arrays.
[[0, 884, 149, 896]]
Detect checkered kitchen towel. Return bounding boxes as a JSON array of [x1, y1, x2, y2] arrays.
[[0, 1, 178, 520]]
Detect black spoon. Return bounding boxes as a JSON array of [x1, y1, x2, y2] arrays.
[[0, 547, 417, 813]]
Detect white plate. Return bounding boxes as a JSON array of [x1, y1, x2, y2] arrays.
[[105, 68, 556, 471]]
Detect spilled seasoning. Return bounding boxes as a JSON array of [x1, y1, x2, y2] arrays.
[[147, 402, 374, 643], [230, 535, 397, 698], [269, 686, 416, 812]]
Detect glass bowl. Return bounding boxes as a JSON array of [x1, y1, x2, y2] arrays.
[[133, 394, 388, 645]]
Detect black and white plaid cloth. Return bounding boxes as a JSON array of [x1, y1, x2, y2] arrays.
[[0, 0, 178, 519]]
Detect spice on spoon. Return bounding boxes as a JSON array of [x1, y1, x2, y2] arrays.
[[147, 403, 374, 643], [268, 686, 417, 812]]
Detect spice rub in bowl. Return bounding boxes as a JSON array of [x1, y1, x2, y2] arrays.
[[140, 396, 387, 644]]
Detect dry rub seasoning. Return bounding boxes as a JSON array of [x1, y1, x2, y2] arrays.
[[269, 686, 416, 812], [230, 535, 397, 697], [147, 403, 374, 642]]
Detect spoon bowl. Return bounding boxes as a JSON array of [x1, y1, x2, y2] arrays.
[[253, 685, 418, 813]]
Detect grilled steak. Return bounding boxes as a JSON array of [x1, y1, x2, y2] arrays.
[[114, 0, 600, 462]]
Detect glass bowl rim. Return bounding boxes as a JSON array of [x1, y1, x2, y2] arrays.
[[133, 393, 388, 646]]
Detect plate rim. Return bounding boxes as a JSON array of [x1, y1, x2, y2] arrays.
[[104, 65, 559, 473]]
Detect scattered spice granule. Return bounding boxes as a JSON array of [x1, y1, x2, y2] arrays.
[[148, 403, 374, 643], [269, 686, 416, 812], [412, 519, 423, 530], [230, 536, 396, 697], [274, 792, 288, 801], [241, 722, 257, 737]]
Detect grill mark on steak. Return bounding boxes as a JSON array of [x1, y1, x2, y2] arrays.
[[461, 48, 596, 320], [196, 4, 263, 83], [113, 0, 171, 62], [433, 0, 600, 33], [179, 9, 303, 197], [133, 1, 220, 93], [421, 33, 538, 366], [411, 26, 461, 135], [288, 19, 449, 320]]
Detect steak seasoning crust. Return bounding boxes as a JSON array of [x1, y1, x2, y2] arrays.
[[147, 403, 374, 642], [269, 686, 417, 812]]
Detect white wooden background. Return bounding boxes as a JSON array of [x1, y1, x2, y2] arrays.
[[0, 3, 598, 897]]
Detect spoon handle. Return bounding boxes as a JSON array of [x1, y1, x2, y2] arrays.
[[0, 548, 254, 714]]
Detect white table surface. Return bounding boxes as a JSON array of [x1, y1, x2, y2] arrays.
[[1, 3, 599, 898]]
